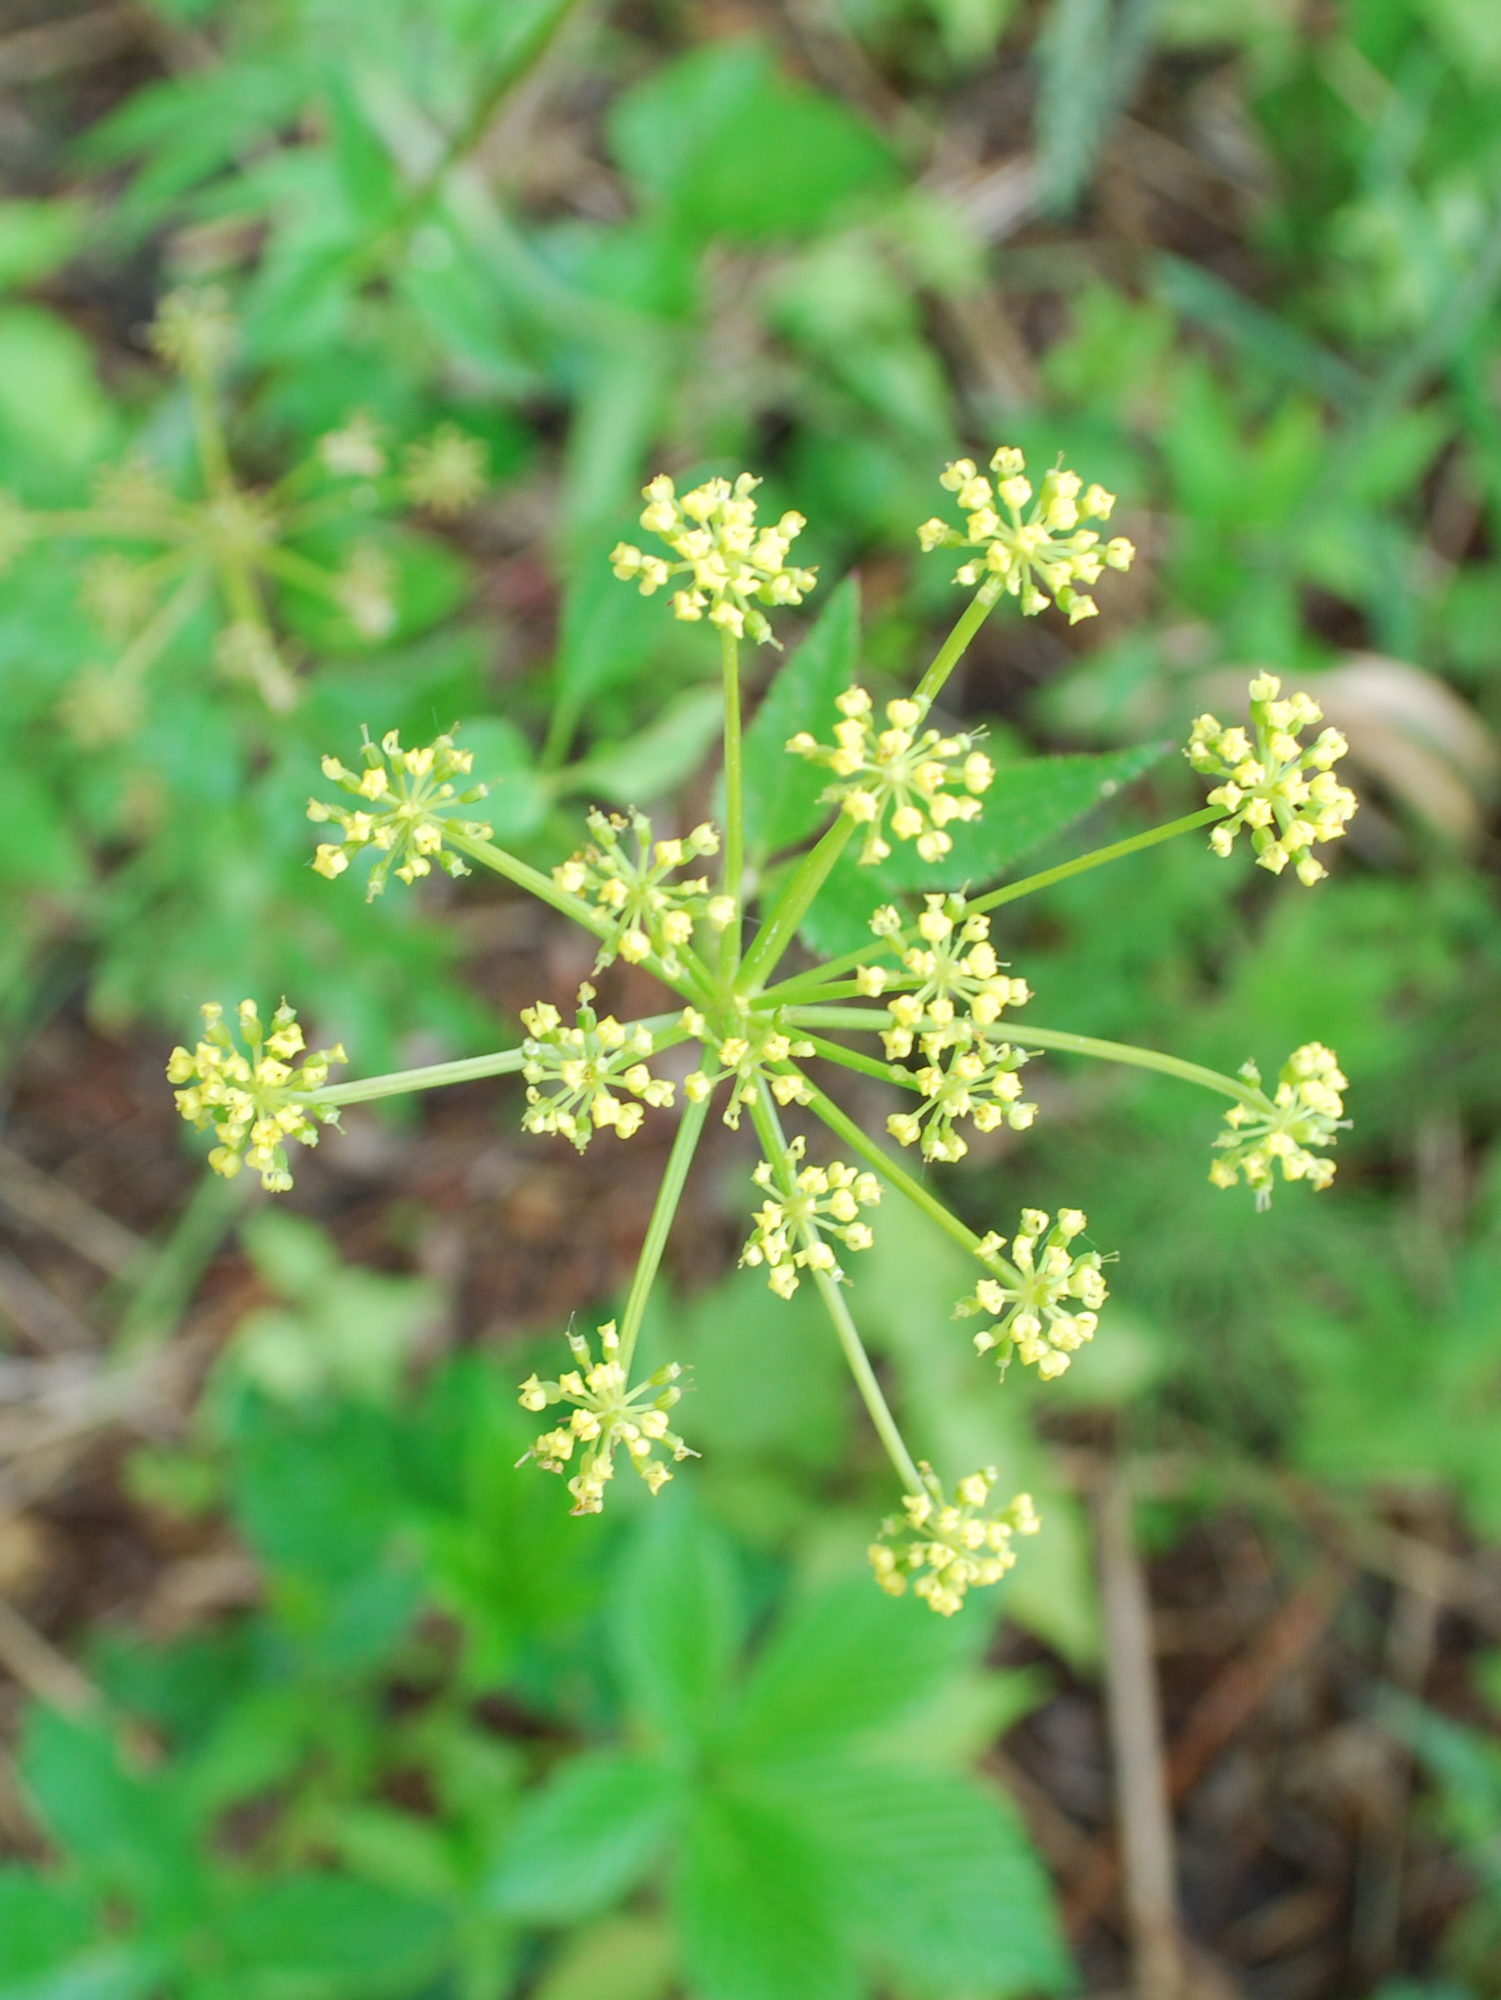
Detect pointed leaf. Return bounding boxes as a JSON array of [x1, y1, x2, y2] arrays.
[[766, 1763, 1073, 1997], [799, 742, 1166, 956], [566, 684, 724, 806], [675, 1790, 858, 2000], [611, 1499, 743, 1753], [724, 1577, 974, 1768], [218, 1874, 449, 1995], [490, 1753, 682, 1922], [743, 579, 859, 860]]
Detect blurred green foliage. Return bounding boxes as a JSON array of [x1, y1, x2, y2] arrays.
[[2, 0, 1501, 1989]]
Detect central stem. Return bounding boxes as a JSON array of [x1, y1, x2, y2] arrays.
[[720, 627, 745, 973], [617, 1085, 711, 1373], [748, 1089, 924, 1497]]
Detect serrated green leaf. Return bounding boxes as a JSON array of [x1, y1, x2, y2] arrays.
[[799, 742, 1167, 956], [610, 1500, 743, 1754], [674, 1790, 858, 2000], [743, 579, 859, 861], [218, 1873, 450, 1995], [723, 1577, 974, 1769], [761, 1763, 1073, 1997], [490, 1752, 681, 1921], [18, 1712, 200, 1923]]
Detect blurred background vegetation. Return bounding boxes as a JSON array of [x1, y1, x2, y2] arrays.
[[0, 0, 1500, 1994]]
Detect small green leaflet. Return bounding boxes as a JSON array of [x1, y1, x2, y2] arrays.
[[799, 740, 1168, 957]]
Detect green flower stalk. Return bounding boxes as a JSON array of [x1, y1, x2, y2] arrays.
[[167, 444, 1361, 1616]]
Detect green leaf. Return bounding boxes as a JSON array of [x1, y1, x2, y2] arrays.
[[723, 1577, 974, 1768], [764, 1764, 1073, 1997], [18, 1711, 199, 1922], [490, 1752, 682, 1922], [0, 202, 89, 293], [799, 742, 1167, 956], [610, 1500, 743, 1754], [218, 1873, 450, 1996], [609, 42, 897, 243], [564, 684, 724, 806], [457, 716, 548, 843], [0, 1871, 97, 1982], [531, 1914, 676, 2000], [675, 1790, 858, 2000], [743, 579, 859, 861]]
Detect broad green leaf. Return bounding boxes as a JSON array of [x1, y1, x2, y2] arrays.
[[564, 685, 724, 806], [532, 1914, 676, 2000], [456, 716, 548, 843], [799, 742, 1167, 956], [19, 1711, 199, 1920], [610, 1499, 743, 1755], [610, 42, 897, 243], [763, 1764, 1073, 1997], [675, 1790, 858, 2000], [0, 307, 112, 491], [554, 536, 670, 721], [0, 1871, 96, 1982], [218, 1873, 450, 1996], [490, 1752, 682, 1922], [724, 1577, 974, 1768], [0, 202, 89, 293], [743, 578, 859, 860]]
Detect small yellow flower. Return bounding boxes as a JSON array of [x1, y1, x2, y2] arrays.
[[517, 1320, 694, 1514], [886, 1025, 1036, 1163], [308, 728, 492, 899], [1210, 1043, 1348, 1208], [610, 472, 816, 645], [166, 998, 346, 1192], [874, 894, 1030, 1054], [520, 985, 675, 1151], [1187, 675, 1357, 885], [786, 688, 994, 866], [917, 446, 1133, 621], [740, 1136, 882, 1298], [869, 1464, 1040, 1616], [954, 1209, 1108, 1379], [554, 810, 731, 977]]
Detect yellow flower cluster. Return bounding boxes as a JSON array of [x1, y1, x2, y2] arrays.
[[553, 810, 734, 978], [166, 999, 346, 1192], [955, 1209, 1108, 1379], [917, 448, 1134, 621], [887, 1028, 1035, 1163], [517, 1321, 693, 1515], [679, 1006, 817, 1128], [740, 1136, 882, 1299], [858, 896, 1030, 1056], [870, 1465, 1040, 1616], [1187, 674, 1357, 885], [610, 472, 816, 644], [787, 688, 995, 866], [308, 729, 492, 899], [401, 424, 488, 516], [149, 286, 237, 376], [520, 986, 674, 1150], [1210, 1043, 1347, 1208]]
